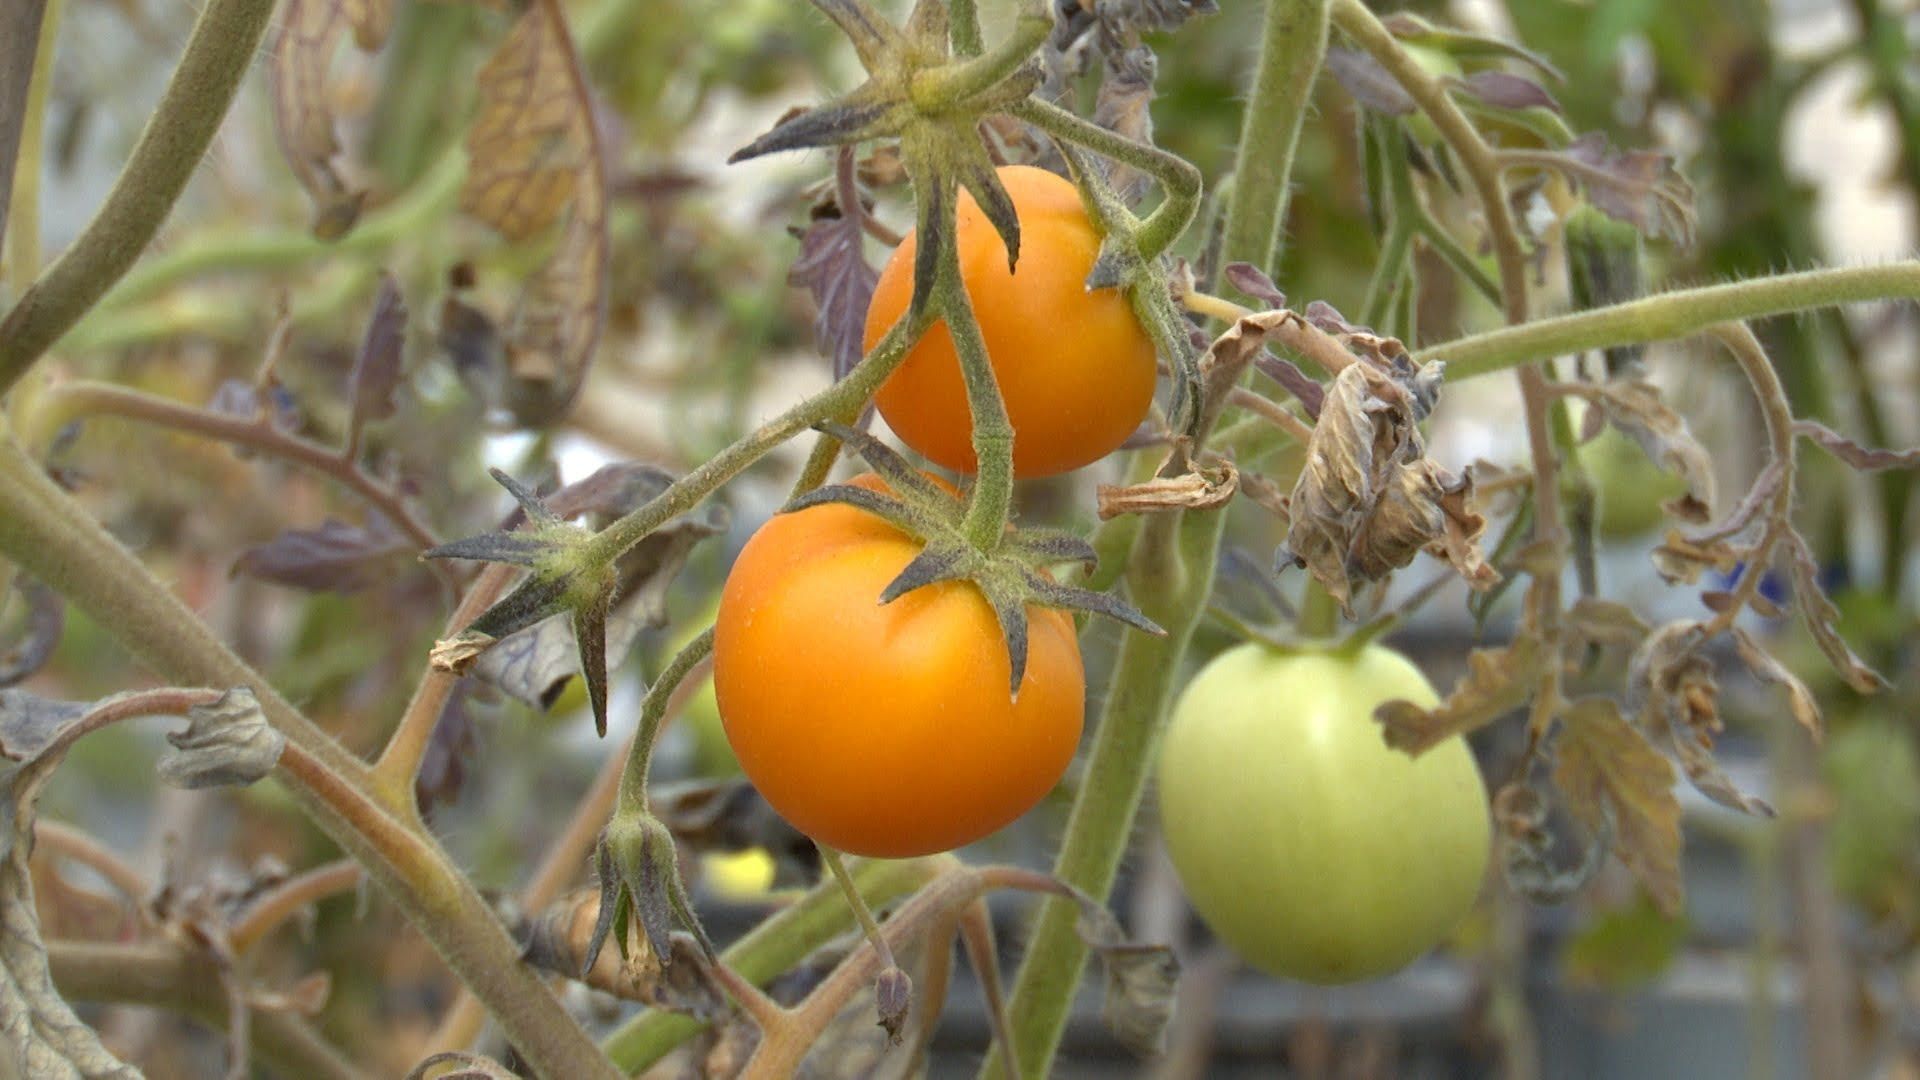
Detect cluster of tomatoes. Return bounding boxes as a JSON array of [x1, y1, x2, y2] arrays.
[[709, 165, 1490, 985]]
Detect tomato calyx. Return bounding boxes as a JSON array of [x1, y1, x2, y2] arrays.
[[585, 810, 716, 978], [796, 422, 1162, 695], [729, 0, 1050, 317]]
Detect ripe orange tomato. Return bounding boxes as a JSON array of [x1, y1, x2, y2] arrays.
[[712, 474, 1085, 857], [862, 165, 1158, 477]]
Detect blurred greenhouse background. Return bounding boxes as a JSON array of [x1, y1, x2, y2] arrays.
[[4, 0, 1918, 1076]]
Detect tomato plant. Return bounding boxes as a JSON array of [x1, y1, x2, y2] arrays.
[[712, 474, 1085, 858], [1157, 641, 1490, 984], [863, 165, 1158, 477]]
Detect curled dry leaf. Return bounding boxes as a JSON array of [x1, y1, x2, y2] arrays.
[[1563, 596, 1651, 658], [1376, 636, 1545, 755], [1096, 457, 1237, 520], [404, 1050, 521, 1080], [269, 0, 394, 238], [1282, 355, 1496, 611], [1792, 418, 1920, 472], [1569, 375, 1714, 526], [1627, 621, 1773, 817], [1552, 697, 1684, 916], [347, 273, 407, 431], [462, 2, 610, 425], [1786, 534, 1889, 695], [1493, 780, 1608, 906], [1730, 628, 1822, 742], [1064, 889, 1178, 1058], [1555, 132, 1697, 246], [0, 687, 280, 1078]]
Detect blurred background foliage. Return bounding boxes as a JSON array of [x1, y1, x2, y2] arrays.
[[3, 0, 1917, 1076]]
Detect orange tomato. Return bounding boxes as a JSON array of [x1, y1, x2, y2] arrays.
[[862, 165, 1158, 477], [712, 474, 1085, 857]]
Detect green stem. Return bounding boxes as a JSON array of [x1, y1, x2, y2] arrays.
[[615, 626, 714, 815], [2, 0, 59, 290], [1427, 262, 1920, 379], [939, 259, 1016, 550], [0, 442, 622, 1080], [911, 8, 1048, 108], [1215, 0, 1331, 290], [601, 857, 941, 1071], [988, 4, 1331, 1075], [0, 0, 279, 395], [1358, 116, 1417, 327], [1011, 100, 1203, 259], [1417, 218, 1501, 306], [1359, 221, 1414, 329], [950, 0, 983, 55]]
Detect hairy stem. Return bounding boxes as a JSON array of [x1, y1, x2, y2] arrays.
[[1427, 262, 1920, 378], [1011, 99, 1204, 259], [939, 259, 1017, 550], [0, 0, 278, 394], [0, 441, 622, 1080], [989, 4, 1330, 1073], [228, 860, 364, 953]]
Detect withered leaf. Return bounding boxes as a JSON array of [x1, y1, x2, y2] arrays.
[[1282, 356, 1493, 608], [1461, 70, 1562, 113], [347, 273, 407, 430], [1097, 458, 1238, 520], [156, 688, 285, 789], [463, 4, 610, 425], [1376, 636, 1545, 755], [1559, 132, 1696, 246], [269, 0, 389, 238], [789, 148, 879, 380], [1065, 886, 1178, 1057], [1563, 596, 1651, 657], [1221, 262, 1286, 308], [1628, 621, 1773, 817], [1730, 628, 1822, 742], [414, 679, 476, 814], [231, 516, 412, 593], [1570, 376, 1714, 525], [1553, 697, 1683, 917], [516, 887, 727, 1018], [1787, 534, 1889, 694], [1650, 528, 1741, 587], [1494, 780, 1609, 905], [1091, 45, 1158, 202], [1792, 419, 1920, 473], [0, 577, 62, 689], [1, 687, 278, 1078]]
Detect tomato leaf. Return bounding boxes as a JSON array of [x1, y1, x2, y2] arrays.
[[1627, 621, 1773, 817], [347, 273, 407, 432], [1376, 636, 1544, 755], [0, 687, 282, 1077], [231, 516, 412, 594], [517, 885, 728, 1018], [1058, 885, 1178, 1057], [1324, 46, 1415, 116], [788, 148, 880, 380], [1493, 779, 1608, 906], [414, 679, 475, 815], [1792, 418, 1920, 472], [1552, 697, 1684, 917], [1553, 132, 1696, 246], [1560, 893, 1688, 989], [1730, 627, 1823, 742], [1786, 533, 1890, 694], [0, 576, 62, 689], [1567, 375, 1715, 529], [462, 3, 610, 426], [268, 0, 391, 238]]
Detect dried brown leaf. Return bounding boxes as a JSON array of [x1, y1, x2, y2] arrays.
[[517, 888, 727, 1017], [1376, 636, 1545, 755], [1097, 458, 1237, 520], [1793, 419, 1920, 472], [1628, 621, 1773, 817], [1553, 697, 1683, 916], [269, 0, 378, 238], [1563, 596, 1652, 657], [1559, 132, 1697, 246], [1567, 377, 1714, 525], [1730, 628, 1822, 742], [463, 4, 610, 425], [1787, 534, 1889, 694]]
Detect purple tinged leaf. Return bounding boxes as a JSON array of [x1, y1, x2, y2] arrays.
[[1222, 262, 1286, 308], [415, 680, 476, 815], [1560, 132, 1697, 246], [1323, 47, 1415, 116], [231, 516, 412, 593], [1461, 70, 1562, 113], [789, 149, 880, 380], [349, 273, 408, 428], [0, 577, 63, 689]]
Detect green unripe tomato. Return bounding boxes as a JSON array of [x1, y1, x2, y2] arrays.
[[1156, 642, 1491, 984]]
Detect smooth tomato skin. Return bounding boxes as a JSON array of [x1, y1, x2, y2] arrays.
[[712, 475, 1085, 858], [862, 165, 1157, 477], [1157, 643, 1491, 984]]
